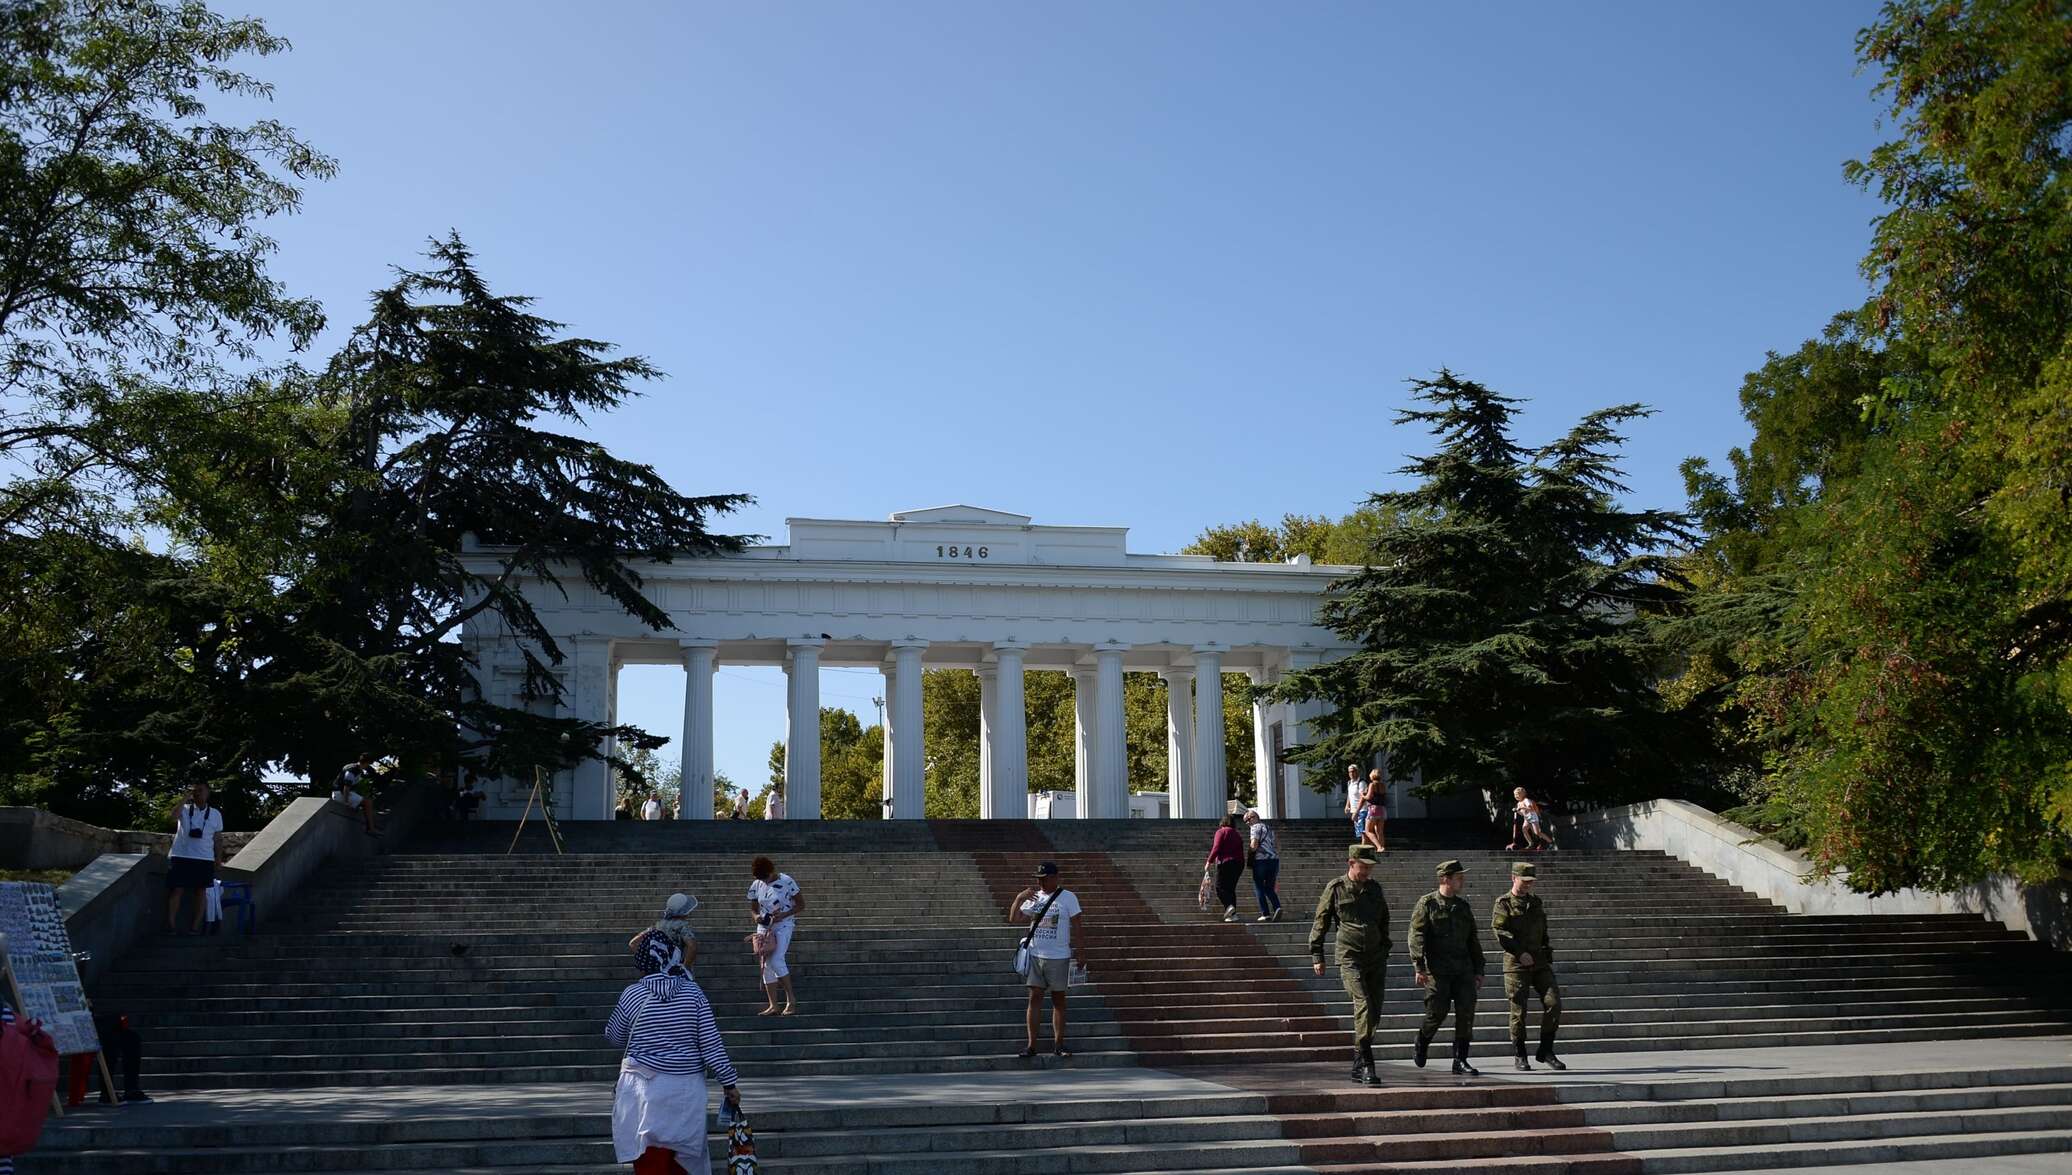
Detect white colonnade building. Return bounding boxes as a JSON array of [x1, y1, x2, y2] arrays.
[[462, 506, 1359, 821]]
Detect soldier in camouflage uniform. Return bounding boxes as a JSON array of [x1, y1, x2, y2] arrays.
[[1409, 858, 1485, 1076], [1310, 843, 1391, 1086], [1491, 861, 1565, 1070]]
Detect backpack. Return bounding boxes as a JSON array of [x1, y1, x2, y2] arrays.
[[0, 1017, 59, 1154]]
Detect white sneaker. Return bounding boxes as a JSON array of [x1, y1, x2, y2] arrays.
[[1223, 907, 1237, 922], [1255, 914, 1272, 922]]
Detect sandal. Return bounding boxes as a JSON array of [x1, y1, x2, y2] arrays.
[[780, 1005, 796, 1016], [1015, 1048, 1038, 1059], [1052, 1048, 1073, 1058]]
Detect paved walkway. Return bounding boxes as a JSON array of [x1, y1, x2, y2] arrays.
[[1758, 1162, 2071, 1174], [1196, 1034, 2072, 1094], [37, 1066, 1251, 1136], [41, 1035, 2072, 1161]]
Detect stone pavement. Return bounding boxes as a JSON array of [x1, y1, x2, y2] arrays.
[[30, 1037, 2072, 1173]]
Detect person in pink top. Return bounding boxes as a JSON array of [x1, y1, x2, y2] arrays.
[[1206, 814, 1247, 922]]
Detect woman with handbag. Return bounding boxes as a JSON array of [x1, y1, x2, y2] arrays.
[[1206, 814, 1246, 922], [605, 932, 739, 1175], [746, 857, 804, 1016]]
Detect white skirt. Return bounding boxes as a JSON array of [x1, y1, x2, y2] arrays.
[[760, 917, 795, 985], [612, 1064, 710, 1173]]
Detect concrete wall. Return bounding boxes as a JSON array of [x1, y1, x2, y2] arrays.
[[57, 853, 165, 987], [53, 783, 443, 985], [0, 807, 257, 872], [1561, 798, 2071, 951]]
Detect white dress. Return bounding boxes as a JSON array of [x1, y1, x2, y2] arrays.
[[612, 1062, 710, 1173]]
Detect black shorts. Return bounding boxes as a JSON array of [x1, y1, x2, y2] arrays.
[[167, 856, 215, 890]]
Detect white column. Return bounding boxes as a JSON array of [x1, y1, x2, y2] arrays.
[[880, 662, 898, 819], [784, 638, 823, 819], [566, 637, 614, 820], [605, 652, 622, 778], [1071, 667, 1096, 815], [976, 668, 997, 819], [1286, 649, 1325, 819], [1192, 644, 1227, 820], [1091, 642, 1128, 819], [890, 640, 927, 819], [1160, 668, 1194, 819], [990, 643, 1029, 819], [1247, 666, 1277, 817], [679, 640, 717, 820]]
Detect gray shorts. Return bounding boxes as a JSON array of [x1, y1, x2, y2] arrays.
[[1025, 956, 1071, 993]]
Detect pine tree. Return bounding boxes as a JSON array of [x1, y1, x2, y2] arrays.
[[256, 234, 751, 783], [1272, 371, 1699, 812]]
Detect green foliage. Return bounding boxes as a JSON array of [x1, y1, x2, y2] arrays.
[[921, 671, 980, 818], [0, 0, 332, 535], [1676, 0, 2072, 890], [767, 708, 883, 821], [1182, 505, 1413, 567], [616, 745, 681, 811], [2, 235, 750, 824], [0, 0, 331, 826], [1272, 372, 1702, 810]]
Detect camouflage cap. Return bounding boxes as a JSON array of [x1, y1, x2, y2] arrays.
[[1435, 858, 1467, 877], [1511, 862, 1536, 878], [1347, 844, 1380, 864]]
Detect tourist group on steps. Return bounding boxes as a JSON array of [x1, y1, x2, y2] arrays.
[[595, 816, 1563, 1174]]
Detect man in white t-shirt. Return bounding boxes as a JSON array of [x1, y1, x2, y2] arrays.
[[1344, 764, 1363, 826], [640, 793, 661, 821], [165, 782, 225, 935], [764, 785, 785, 820], [1007, 861, 1082, 1059]]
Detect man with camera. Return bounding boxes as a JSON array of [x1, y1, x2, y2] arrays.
[[165, 781, 224, 935]]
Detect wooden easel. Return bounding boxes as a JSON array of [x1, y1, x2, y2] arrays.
[[506, 765, 567, 855], [0, 936, 116, 1115]]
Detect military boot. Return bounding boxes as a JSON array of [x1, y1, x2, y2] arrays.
[[1536, 1041, 1567, 1071], [1451, 1044, 1480, 1077], [1348, 1048, 1367, 1085], [1513, 1043, 1531, 1071], [1358, 1043, 1381, 1086], [1412, 1033, 1430, 1068]]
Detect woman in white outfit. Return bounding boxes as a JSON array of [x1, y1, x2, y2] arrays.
[[747, 856, 804, 1016], [605, 930, 738, 1175]]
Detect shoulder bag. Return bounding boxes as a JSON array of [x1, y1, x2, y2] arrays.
[[1013, 889, 1064, 980]]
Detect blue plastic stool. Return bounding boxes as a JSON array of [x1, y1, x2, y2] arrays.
[[218, 881, 255, 935]]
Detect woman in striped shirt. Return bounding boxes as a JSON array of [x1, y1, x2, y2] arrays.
[[606, 931, 739, 1175]]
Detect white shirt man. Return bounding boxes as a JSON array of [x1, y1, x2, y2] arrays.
[[170, 795, 223, 862], [1008, 862, 1083, 1058], [640, 796, 662, 821], [165, 784, 224, 933], [1344, 764, 1363, 818], [764, 791, 785, 820]]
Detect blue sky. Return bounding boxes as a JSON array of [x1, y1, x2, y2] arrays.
[[240, 1, 1885, 791]]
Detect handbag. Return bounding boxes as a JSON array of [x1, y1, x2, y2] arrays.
[[1197, 862, 1215, 911], [1013, 888, 1064, 980], [726, 1113, 757, 1174]]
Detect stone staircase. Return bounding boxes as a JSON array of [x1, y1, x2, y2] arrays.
[[25, 1062, 2072, 1173], [39, 817, 2071, 1175]]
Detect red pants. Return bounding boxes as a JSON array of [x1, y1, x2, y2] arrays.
[[633, 1146, 679, 1175]]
